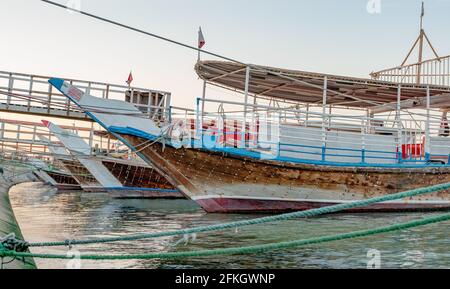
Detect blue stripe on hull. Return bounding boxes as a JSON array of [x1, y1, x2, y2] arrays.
[[108, 126, 450, 170]]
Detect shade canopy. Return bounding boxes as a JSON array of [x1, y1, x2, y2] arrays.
[[195, 60, 450, 108]]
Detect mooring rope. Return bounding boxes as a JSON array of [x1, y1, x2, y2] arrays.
[[28, 182, 450, 248], [2, 213, 449, 260], [0, 234, 30, 269]]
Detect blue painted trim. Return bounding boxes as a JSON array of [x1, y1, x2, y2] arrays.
[[397, 151, 402, 164], [277, 141, 281, 158], [279, 147, 397, 160], [240, 139, 398, 156], [109, 126, 450, 169], [400, 160, 427, 163]]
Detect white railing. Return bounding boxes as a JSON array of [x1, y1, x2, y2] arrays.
[[181, 98, 450, 165], [0, 119, 122, 157], [371, 55, 450, 86], [0, 70, 171, 120]]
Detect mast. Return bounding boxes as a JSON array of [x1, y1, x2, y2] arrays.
[[400, 2, 440, 85], [416, 2, 425, 84]]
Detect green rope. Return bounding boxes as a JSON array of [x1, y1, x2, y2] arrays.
[[29, 182, 450, 248], [3, 213, 449, 260]]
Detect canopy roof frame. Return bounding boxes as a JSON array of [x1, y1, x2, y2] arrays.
[[196, 60, 450, 109]]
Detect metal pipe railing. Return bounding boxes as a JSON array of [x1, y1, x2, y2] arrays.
[[0, 70, 171, 121], [184, 98, 450, 165]]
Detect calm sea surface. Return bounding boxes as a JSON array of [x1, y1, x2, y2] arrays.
[[9, 182, 450, 269]]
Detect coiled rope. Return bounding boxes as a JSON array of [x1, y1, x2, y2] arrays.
[[28, 182, 450, 248], [2, 213, 449, 260]]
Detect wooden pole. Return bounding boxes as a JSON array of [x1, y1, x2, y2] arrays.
[[417, 29, 425, 84], [416, 2, 425, 84]]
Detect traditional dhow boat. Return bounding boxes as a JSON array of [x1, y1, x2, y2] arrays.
[[40, 121, 182, 199], [47, 55, 450, 213], [40, 2, 450, 213]]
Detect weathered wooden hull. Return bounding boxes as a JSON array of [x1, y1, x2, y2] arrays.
[[34, 170, 82, 192], [116, 134, 450, 213], [109, 189, 183, 199], [54, 183, 82, 192], [195, 197, 450, 213]]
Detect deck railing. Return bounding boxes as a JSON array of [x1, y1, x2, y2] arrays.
[[0, 119, 121, 157], [0, 70, 171, 121], [370, 55, 450, 86], [168, 98, 450, 166]]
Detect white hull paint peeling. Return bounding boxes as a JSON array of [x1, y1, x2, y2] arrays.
[[189, 184, 450, 205]]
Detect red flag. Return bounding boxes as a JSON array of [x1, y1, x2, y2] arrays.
[[126, 71, 133, 86], [198, 27, 206, 49]]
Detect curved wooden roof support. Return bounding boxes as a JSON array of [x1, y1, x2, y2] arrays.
[[196, 60, 450, 109], [371, 93, 450, 114]]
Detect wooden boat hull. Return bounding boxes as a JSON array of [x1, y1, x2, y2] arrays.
[[55, 183, 82, 192], [119, 134, 450, 213], [108, 188, 183, 199], [46, 77, 450, 213], [195, 197, 450, 213], [34, 170, 83, 192]]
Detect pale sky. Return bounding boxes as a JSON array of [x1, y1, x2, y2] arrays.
[[1, 0, 450, 111]]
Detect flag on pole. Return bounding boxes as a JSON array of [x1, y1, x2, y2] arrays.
[[126, 71, 133, 86], [198, 27, 206, 49], [421, 1, 425, 17]]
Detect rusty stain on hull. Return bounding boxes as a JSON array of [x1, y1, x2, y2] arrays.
[[120, 134, 450, 213]]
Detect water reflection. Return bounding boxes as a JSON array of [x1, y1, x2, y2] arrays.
[[9, 182, 450, 269]]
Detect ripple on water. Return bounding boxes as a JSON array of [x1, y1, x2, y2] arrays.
[[8, 182, 450, 269]]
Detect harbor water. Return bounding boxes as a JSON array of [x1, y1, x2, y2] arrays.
[[9, 182, 450, 269]]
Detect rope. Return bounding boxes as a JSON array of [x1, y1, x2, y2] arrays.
[[0, 234, 33, 269], [28, 182, 450, 248], [130, 119, 187, 153], [39, 0, 391, 108], [0, 233, 29, 253], [3, 213, 449, 260], [40, 0, 243, 65]]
